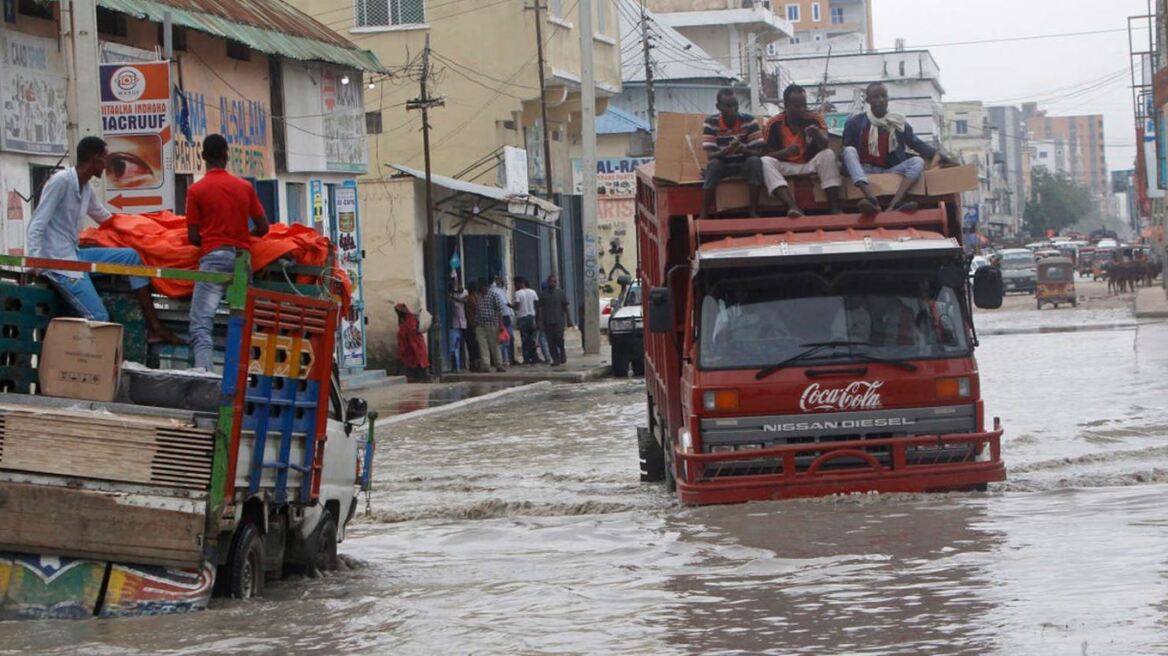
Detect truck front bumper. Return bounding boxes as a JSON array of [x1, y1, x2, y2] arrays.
[[672, 420, 1006, 505]]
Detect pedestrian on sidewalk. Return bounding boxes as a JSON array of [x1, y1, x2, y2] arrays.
[[490, 274, 515, 365], [538, 273, 572, 366], [475, 277, 506, 372], [513, 276, 540, 364], [394, 302, 430, 381], [447, 279, 468, 371], [465, 281, 482, 371]]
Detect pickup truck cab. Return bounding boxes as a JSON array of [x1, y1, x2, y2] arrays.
[[608, 278, 643, 377]]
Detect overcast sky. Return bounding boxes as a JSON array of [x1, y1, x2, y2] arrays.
[[871, 0, 1151, 175]]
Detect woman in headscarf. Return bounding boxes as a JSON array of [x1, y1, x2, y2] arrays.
[[395, 302, 430, 381]]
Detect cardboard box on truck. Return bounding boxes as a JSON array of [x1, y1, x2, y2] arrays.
[[653, 112, 708, 184], [38, 318, 123, 402], [924, 164, 979, 195]]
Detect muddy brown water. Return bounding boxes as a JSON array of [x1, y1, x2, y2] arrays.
[[3, 310, 1168, 655]]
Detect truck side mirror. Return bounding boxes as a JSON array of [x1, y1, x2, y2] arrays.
[[648, 287, 673, 334], [346, 397, 368, 422], [972, 266, 1004, 309]]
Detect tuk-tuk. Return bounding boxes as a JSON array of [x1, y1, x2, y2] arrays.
[[1037, 256, 1076, 309], [1078, 247, 1095, 277], [1092, 247, 1114, 280]]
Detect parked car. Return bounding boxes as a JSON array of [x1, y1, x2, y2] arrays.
[[599, 296, 614, 333], [998, 248, 1038, 294], [608, 280, 643, 377]]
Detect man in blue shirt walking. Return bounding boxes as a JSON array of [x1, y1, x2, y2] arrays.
[[27, 136, 177, 343]]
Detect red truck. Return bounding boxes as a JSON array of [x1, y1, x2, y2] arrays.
[[635, 166, 1007, 505]]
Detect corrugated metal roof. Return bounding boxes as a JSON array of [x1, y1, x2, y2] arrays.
[[98, 0, 384, 72], [389, 164, 561, 225], [597, 106, 649, 135]]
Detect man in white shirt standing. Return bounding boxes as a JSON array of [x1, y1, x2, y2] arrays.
[[489, 274, 515, 365], [513, 277, 540, 365]]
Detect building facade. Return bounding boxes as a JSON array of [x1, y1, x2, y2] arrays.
[[987, 104, 1027, 236], [942, 101, 1013, 239], [1023, 109, 1108, 197], [772, 0, 872, 50]]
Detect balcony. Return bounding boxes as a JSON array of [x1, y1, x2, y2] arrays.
[[651, 3, 793, 38]]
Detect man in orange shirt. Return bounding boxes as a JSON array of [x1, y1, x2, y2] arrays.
[[761, 84, 843, 217], [185, 134, 270, 370]]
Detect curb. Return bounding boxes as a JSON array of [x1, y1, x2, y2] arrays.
[[372, 381, 553, 428]]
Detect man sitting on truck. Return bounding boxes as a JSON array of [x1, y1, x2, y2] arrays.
[[27, 136, 180, 344], [185, 134, 270, 371], [699, 88, 766, 219], [842, 82, 957, 215], [761, 84, 843, 217]]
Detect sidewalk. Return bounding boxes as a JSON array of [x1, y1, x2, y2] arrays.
[[361, 379, 545, 426], [442, 329, 611, 384], [1135, 287, 1168, 318]]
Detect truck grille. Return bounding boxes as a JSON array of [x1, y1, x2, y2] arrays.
[[697, 405, 978, 476]]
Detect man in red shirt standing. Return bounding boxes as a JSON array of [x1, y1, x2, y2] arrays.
[[185, 134, 270, 370]]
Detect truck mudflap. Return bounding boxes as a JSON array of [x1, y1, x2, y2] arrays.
[[0, 553, 214, 620], [673, 420, 1005, 505]]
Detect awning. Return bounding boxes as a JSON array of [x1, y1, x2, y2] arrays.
[[97, 0, 384, 72], [388, 164, 561, 225]]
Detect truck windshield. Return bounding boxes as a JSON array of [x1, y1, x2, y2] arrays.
[[698, 268, 971, 370]]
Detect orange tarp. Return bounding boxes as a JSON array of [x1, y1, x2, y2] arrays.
[[79, 211, 334, 299]]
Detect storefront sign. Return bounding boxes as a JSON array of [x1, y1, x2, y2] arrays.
[[333, 181, 365, 368], [571, 157, 653, 197], [310, 179, 324, 234], [282, 62, 366, 174], [174, 91, 270, 178], [0, 31, 67, 155], [99, 61, 173, 213]]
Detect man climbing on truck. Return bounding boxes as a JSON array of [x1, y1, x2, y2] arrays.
[[842, 82, 957, 215], [761, 84, 843, 217], [699, 88, 766, 219], [26, 136, 179, 344]]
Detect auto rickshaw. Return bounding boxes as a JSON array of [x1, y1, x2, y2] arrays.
[[1078, 247, 1095, 277], [1037, 256, 1076, 309]]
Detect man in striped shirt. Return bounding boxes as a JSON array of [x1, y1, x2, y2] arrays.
[[700, 88, 766, 219]]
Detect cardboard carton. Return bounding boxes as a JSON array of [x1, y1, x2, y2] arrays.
[[813, 173, 926, 202], [924, 164, 979, 195], [653, 112, 709, 184], [38, 318, 124, 402], [715, 180, 785, 212]]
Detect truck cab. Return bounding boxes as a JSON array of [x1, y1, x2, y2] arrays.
[[635, 162, 1007, 505]]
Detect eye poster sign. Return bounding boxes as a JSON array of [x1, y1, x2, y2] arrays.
[[99, 61, 174, 213]]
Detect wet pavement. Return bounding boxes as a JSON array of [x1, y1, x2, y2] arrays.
[[5, 299, 1168, 655]]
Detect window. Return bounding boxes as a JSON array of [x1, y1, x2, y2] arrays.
[[831, 6, 844, 23], [355, 0, 426, 28], [898, 60, 905, 76], [814, 33, 823, 41], [811, 2, 821, 21], [786, 3, 800, 21], [226, 40, 250, 61], [96, 7, 127, 37], [18, 0, 53, 20], [766, 43, 779, 56], [157, 24, 187, 51], [789, 37, 801, 45], [955, 120, 969, 135], [365, 110, 383, 134]]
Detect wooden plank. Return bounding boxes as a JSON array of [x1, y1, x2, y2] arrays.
[[0, 480, 205, 569]]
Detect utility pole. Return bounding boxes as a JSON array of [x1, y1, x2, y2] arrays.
[[61, 0, 102, 142], [639, 0, 656, 138], [579, 0, 599, 355], [406, 34, 446, 380], [528, 1, 560, 278]]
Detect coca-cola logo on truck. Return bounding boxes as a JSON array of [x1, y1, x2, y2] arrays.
[[799, 381, 884, 412]]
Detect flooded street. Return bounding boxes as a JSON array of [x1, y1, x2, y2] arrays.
[[5, 300, 1168, 655]]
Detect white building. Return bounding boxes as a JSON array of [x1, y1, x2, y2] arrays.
[[774, 49, 945, 142], [1031, 139, 1071, 177], [943, 101, 1013, 238]]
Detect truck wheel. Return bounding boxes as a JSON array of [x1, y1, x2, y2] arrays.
[[309, 512, 339, 578], [1071, 298, 1078, 307], [611, 347, 628, 378], [638, 427, 664, 482], [228, 522, 265, 599], [630, 355, 644, 377], [663, 432, 677, 493]]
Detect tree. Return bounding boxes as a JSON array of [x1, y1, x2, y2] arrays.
[[1023, 169, 1095, 238]]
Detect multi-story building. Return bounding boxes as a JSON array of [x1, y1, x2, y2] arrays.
[[772, 0, 873, 50], [943, 101, 1012, 239], [643, 1, 793, 111], [987, 105, 1027, 236], [1023, 109, 1109, 197], [286, 0, 623, 369], [1030, 138, 1071, 177], [776, 49, 945, 142]]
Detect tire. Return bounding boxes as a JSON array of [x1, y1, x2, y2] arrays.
[[1071, 298, 1078, 307], [227, 522, 265, 599], [630, 355, 645, 377], [308, 512, 339, 578], [638, 426, 664, 482], [663, 431, 677, 493], [611, 346, 628, 378]]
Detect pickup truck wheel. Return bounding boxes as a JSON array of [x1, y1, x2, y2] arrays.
[[228, 522, 265, 599], [309, 512, 339, 577], [638, 426, 664, 482], [630, 355, 644, 377], [611, 347, 628, 378]]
